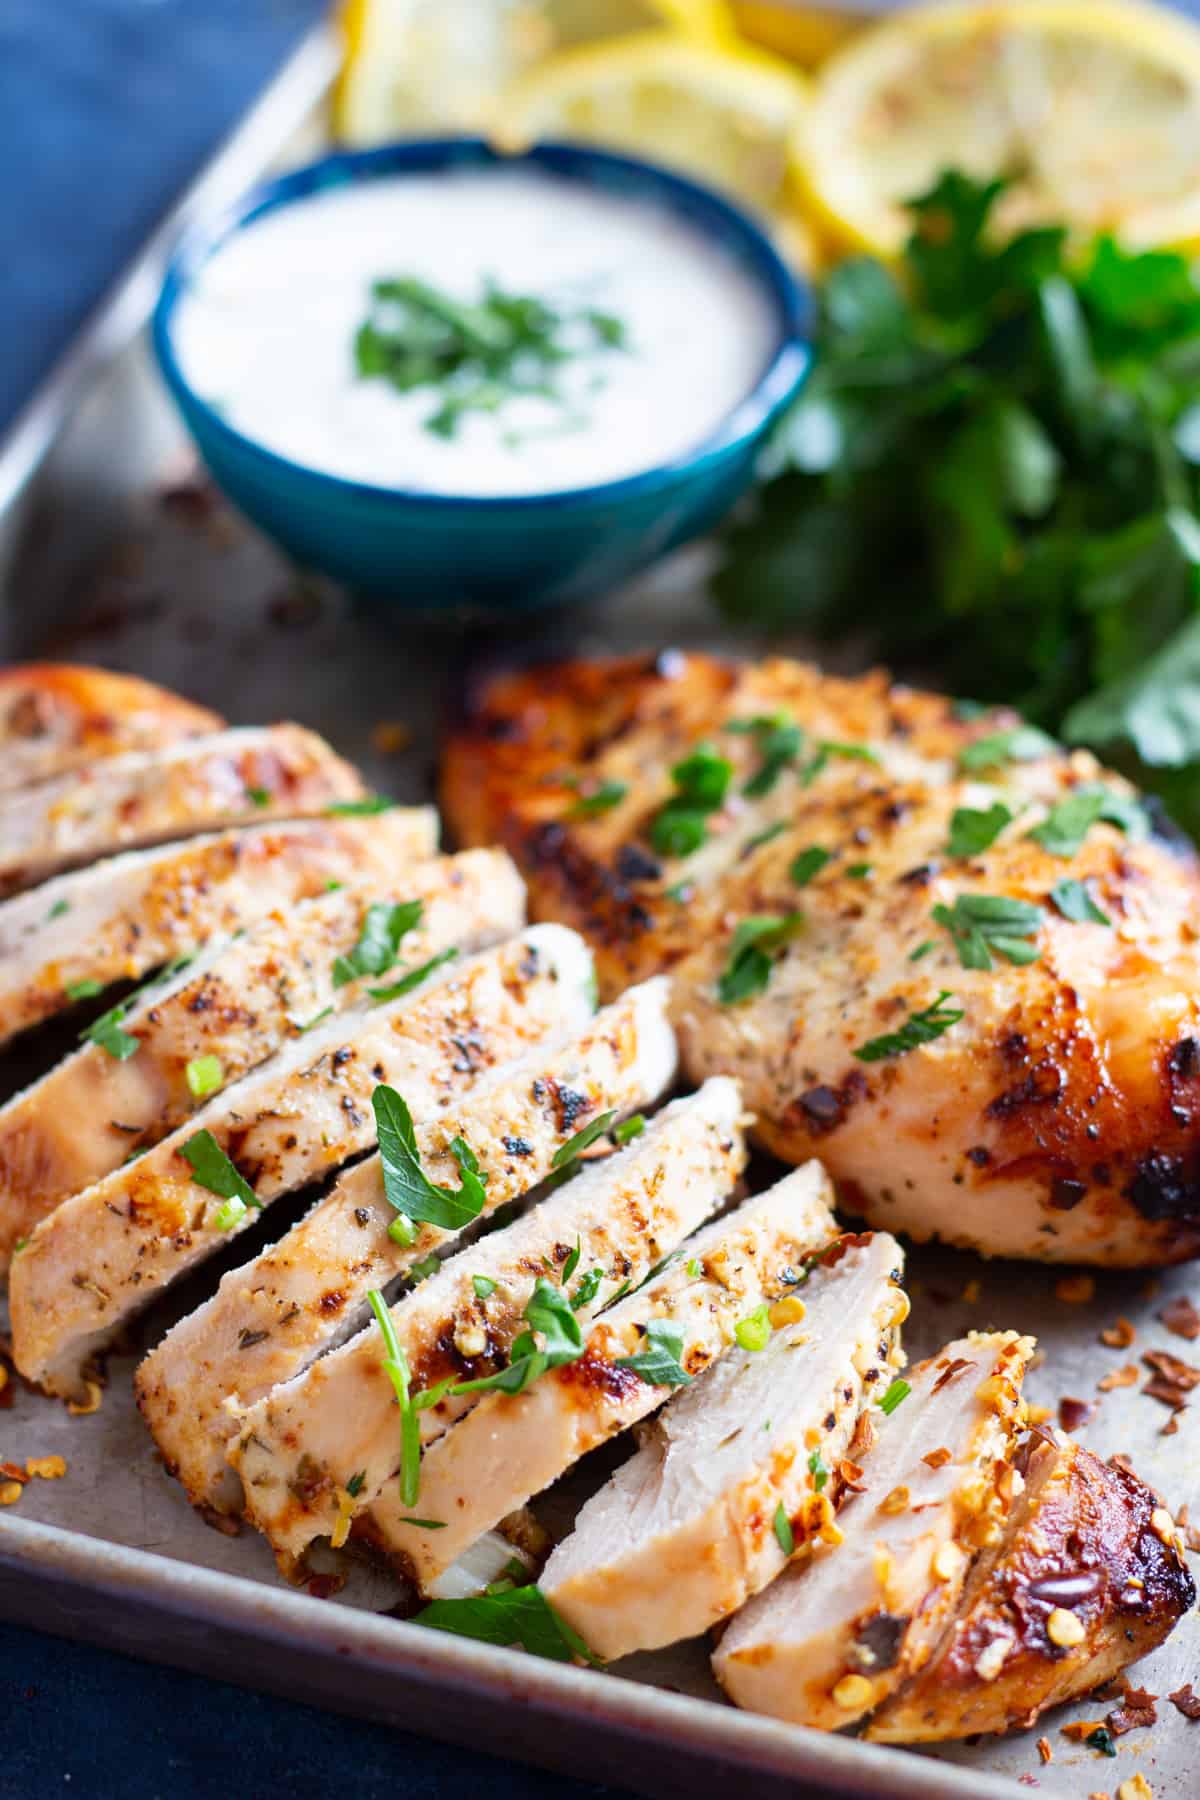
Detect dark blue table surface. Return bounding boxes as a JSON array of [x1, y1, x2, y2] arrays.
[[4, 4, 1200, 1796]]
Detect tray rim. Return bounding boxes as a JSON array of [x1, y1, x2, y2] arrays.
[[0, 27, 1034, 1798]]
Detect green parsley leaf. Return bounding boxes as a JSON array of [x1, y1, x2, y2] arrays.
[[246, 786, 271, 807], [185, 1054, 223, 1099], [372, 1085, 488, 1231], [958, 726, 1057, 772], [648, 743, 732, 858], [414, 1584, 599, 1664], [82, 1000, 140, 1061], [855, 992, 964, 1062], [789, 845, 833, 887], [565, 781, 627, 820], [932, 893, 1043, 970], [472, 1274, 497, 1299], [734, 1305, 772, 1352], [614, 1317, 692, 1388], [612, 1113, 646, 1145], [399, 1516, 447, 1530], [1050, 878, 1111, 924], [570, 1268, 604, 1310], [879, 1377, 911, 1415], [717, 912, 805, 1005], [946, 802, 1013, 857], [1028, 789, 1108, 857], [368, 947, 458, 1002], [801, 740, 881, 786], [727, 713, 804, 797], [846, 861, 873, 879], [47, 898, 70, 921], [409, 1253, 441, 1283], [744, 821, 787, 854], [909, 939, 935, 961], [368, 1287, 421, 1506], [447, 1278, 583, 1398], [808, 1449, 828, 1491], [326, 795, 394, 816], [332, 899, 423, 988], [773, 1502, 795, 1556], [181, 1129, 258, 1214], [550, 1110, 617, 1171], [66, 978, 104, 1001], [561, 1239, 582, 1284]]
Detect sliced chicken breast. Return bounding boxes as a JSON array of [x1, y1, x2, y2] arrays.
[[0, 810, 438, 1047], [369, 1165, 840, 1594], [0, 849, 521, 1268], [445, 650, 1200, 1267], [542, 1228, 908, 1661], [712, 1331, 1034, 1730], [0, 723, 364, 894], [0, 664, 221, 791], [10, 925, 595, 1397], [867, 1434, 1196, 1743], [141, 978, 680, 1515], [232, 1078, 742, 1560]]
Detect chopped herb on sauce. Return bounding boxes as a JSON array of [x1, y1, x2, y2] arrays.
[[550, 1110, 617, 1171], [1050, 878, 1111, 924], [326, 795, 394, 816], [368, 947, 458, 1001], [773, 1502, 795, 1555], [612, 1113, 646, 1145], [648, 743, 732, 859], [854, 992, 964, 1062], [565, 780, 627, 820], [181, 1129, 258, 1219], [789, 845, 833, 887], [614, 1317, 692, 1387], [946, 801, 1013, 857], [437, 1278, 583, 1398], [368, 1287, 421, 1506], [373, 1084, 488, 1233], [66, 979, 103, 1001], [717, 913, 804, 1005], [472, 1274, 497, 1299], [958, 725, 1056, 772], [808, 1449, 828, 1491], [414, 1583, 599, 1664], [932, 893, 1042, 970], [333, 898, 423, 988]]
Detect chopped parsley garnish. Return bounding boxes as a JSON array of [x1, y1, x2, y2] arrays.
[[614, 1317, 692, 1387], [332, 899, 423, 988], [246, 785, 271, 807], [958, 726, 1056, 772], [550, 1110, 617, 1171], [346, 1471, 366, 1498], [368, 1287, 421, 1506], [1050, 878, 1111, 924], [648, 743, 732, 859], [726, 712, 804, 797], [909, 939, 935, 961], [373, 1084, 488, 1234], [185, 1055, 223, 1099], [946, 801, 1013, 858], [744, 820, 787, 854], [1029, 783, 1146, 856], [409, 1253, 441, 1284], [66, 979, 104, 1001], [789, 845, 833, 887], [773, 1503, 794, 1556], [801, 740, 880, 786], [47, 898, 70, 921], [355, 274, 627, 442], [845, 861, 873, 879], [440, 1278, 583, 1398], [399, 1516, 447, 1530], [734, 1305, 772, 1352], [472, 1274, 497, 1299], [368, 947, 458, 1002], [565, 780, 627, 820], [570, 1267, 604, 1310], [83, 1001, 140, 1061], [808, 1449, 828, 1491], [717, 913, 804, 1005], [932, 893, 1042, 970], [414, 1584, 599, 1664], [561, 1240, 581, 1283], [612, 1113, 646, 1145], [1085, 1726, 1117, 1757], [300, 1005, 334, 1032], [181, 1129, 258, 1225], [879, 1377, 911, 1415], [855, 991, 964, 1062], [326, 795, 393, 816]]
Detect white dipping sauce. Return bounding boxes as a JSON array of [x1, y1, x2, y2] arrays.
[[173, 168, 779, 497]]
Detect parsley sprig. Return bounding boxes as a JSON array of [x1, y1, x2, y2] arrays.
[[373, 1085, 488, 1237], [855, 992, 964, 1062], [932, 894, 1042, 970]]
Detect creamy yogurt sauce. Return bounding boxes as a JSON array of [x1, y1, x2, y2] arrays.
[[173, 168, 779, 497]]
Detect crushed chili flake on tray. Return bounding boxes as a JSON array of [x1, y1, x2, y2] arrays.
[[1036, 1735, 1052, 1763], [1059, 1396, 1096, 1431], [1142, 1347, 1200, 1412], [25, 1455, 66, 1480], [1098, 1363, 1140, 1391], [1107, 1686, 1157, 1735], [1159, 1295, 1200, 1341], [1100, 1316, 1136, 1348], [1168, 1683, 1200, 1719]]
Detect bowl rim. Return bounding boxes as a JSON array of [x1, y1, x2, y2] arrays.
[[152, 134, 813, 513]]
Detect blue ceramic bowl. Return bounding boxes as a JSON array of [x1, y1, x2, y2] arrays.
[[153, 138, 812, 611]]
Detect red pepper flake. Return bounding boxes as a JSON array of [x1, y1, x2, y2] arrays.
[[1107, 1694, 1157, 1735], [1168, 1683, 1200, 1719], [1100, 1315, 1136, 1349], [1059, 1396, 1096, 1431], [922, 1447, 953, 1469], [932, 1356, 972, 1395], [1061, 1719, 1108, 1742], [1142, 1347, 1200, 1412], [306, 1571, 346, 1601], [1160, 1296, 1200, 1341], [1036, 1735, 1052, 1763], [1098, 1363, 1139, 1392], [0, 1461, 27, 1484]]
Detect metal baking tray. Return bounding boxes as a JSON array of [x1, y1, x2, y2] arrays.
[[0, 24, 1196, 1798]]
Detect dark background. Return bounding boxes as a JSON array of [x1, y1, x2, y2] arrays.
[[2, 2, 1200, 1795]]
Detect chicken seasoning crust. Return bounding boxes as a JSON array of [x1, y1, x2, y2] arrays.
[[444, 650, 1200, 1266]]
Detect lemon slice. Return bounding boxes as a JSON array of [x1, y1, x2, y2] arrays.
[[798, 0, 1200, 259], [499, 32, 811, 247], [334, 0, 733, 142]]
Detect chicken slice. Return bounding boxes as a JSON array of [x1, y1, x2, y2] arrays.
[[0, 810, 437, 1048], [867, 1434, 1196, 1742], [231, 1077, 739, 1559], [542, 1229, 908, 1661], [9, 924, 594, 1397], [0, 723, 365, 894], [0, 849, 521, 1268], [0, 664, 221, 791], [141, 978, 680, 1515], [445, 650, 1200, 1267], [712, 1331, 1034, 1730], [369, 1165, 840, 1593]]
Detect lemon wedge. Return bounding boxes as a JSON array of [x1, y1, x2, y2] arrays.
[[499, 31, 812, 256], [334, 0, 733, 142], [798, 0, 1200, 259]]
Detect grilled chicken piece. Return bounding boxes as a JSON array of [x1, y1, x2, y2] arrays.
[[542, 1229, 907, 1661], [0, 849, 521, 1269], [0, 665, 221, 791], [232, 1077, 740, 1560], [0, 723, 364, 894], [0, 810, 438, 1048], [10, 925, 595, 1397], [445, 650, 1200, 1267], [140, 978, 679, 1515], [867, 1434, 1196, 1743], [369, 1165, 839, 1594], [713, 1331, 1034, 1730]]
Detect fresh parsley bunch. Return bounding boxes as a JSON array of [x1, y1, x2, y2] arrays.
[[715, 171, 1200, 834]]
